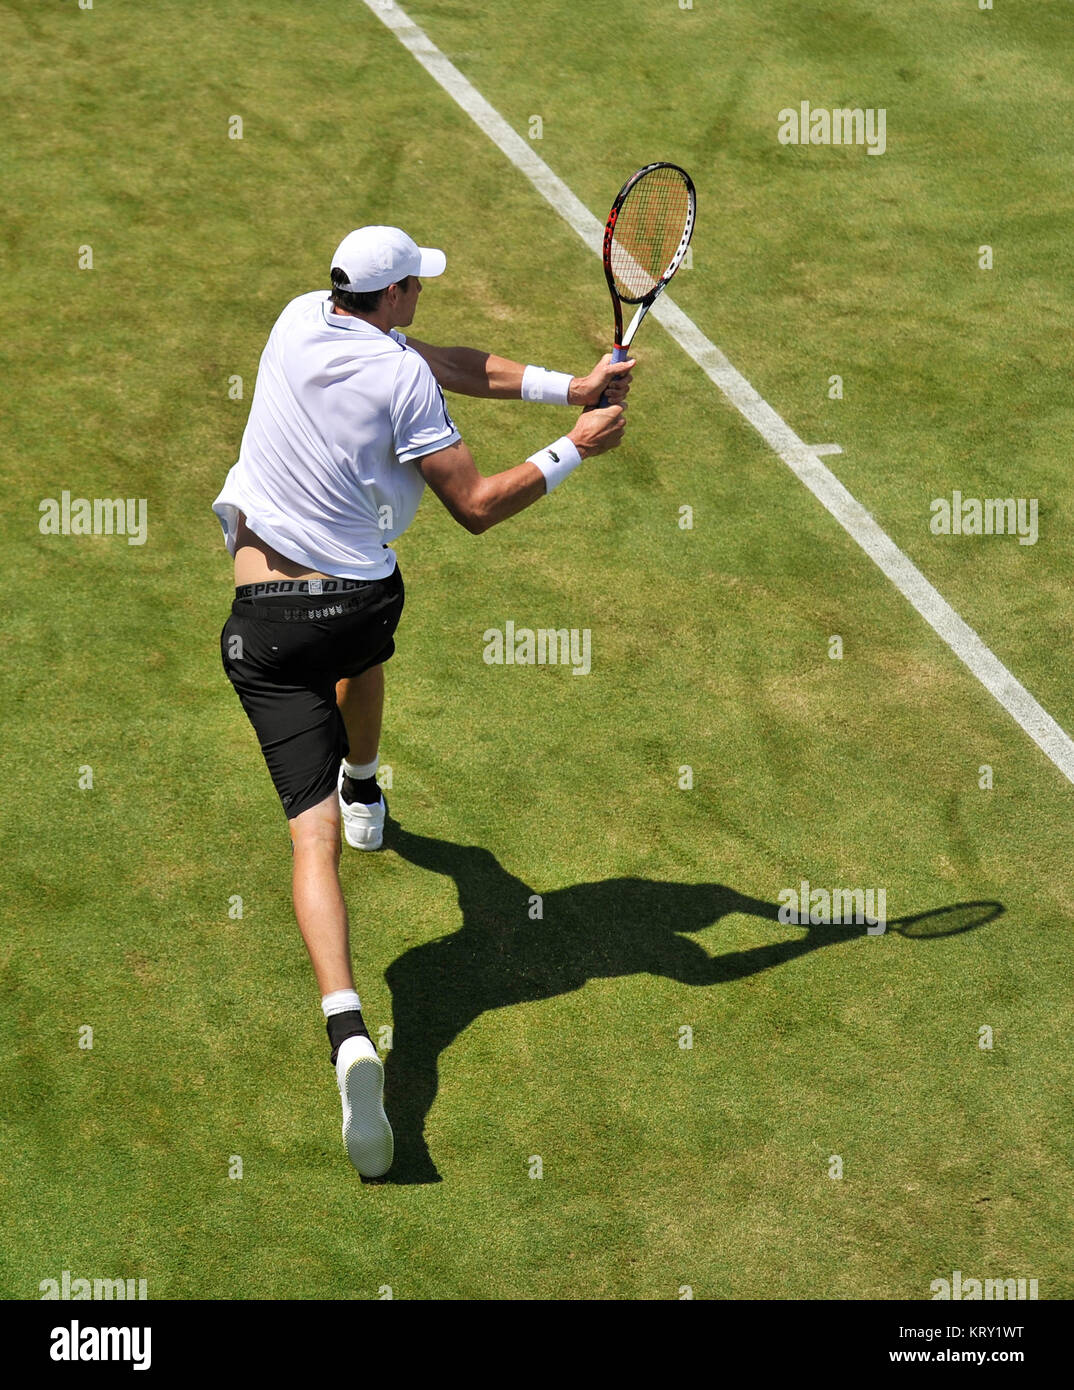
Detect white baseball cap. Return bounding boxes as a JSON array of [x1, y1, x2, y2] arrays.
[[330, 225, 446, 292]]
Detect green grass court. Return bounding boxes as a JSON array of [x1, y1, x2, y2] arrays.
[[2, 0, 1072, 1300]]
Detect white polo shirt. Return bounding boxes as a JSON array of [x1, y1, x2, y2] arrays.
[[212, 291, 461, 579]]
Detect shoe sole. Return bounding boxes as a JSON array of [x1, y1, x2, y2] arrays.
[[342, 1056, 394, 1177]]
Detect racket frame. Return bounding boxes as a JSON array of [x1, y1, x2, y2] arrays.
[[602, 161, 697, 360]]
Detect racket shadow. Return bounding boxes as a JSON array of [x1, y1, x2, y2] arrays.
[[374, 818, 1003, 1185], [890, 902, 1004, 938]]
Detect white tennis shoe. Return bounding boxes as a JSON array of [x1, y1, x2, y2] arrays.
[[336, 1035, 394, 1178], [338, 766, 386, 850]]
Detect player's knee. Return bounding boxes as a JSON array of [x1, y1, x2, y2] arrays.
[[289, 797, 342, 855]]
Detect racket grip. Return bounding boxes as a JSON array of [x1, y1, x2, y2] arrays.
[[597, 345, 629, 407]]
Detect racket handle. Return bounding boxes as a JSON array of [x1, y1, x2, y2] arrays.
[[597, 345, 629, 407]]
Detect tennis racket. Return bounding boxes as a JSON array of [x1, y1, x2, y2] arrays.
[[598, 162, 696, 405]]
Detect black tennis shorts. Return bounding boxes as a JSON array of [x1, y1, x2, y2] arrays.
[[220, 566, 404, 821]]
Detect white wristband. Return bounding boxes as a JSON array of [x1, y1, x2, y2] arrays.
[[521, 364, 574, 406], [528, 435, 583, 492]]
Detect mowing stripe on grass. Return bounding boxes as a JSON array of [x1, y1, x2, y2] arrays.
[[361, 0, 1074, 788]]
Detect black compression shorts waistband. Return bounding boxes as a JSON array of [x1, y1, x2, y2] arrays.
[[232, 568, 402, 623], [235, 577, 384, 600]]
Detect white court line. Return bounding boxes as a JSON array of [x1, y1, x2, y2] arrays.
[[362, 0, 1074, 787]]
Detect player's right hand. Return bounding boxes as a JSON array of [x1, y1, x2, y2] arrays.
[[569, 403, 626, 458]]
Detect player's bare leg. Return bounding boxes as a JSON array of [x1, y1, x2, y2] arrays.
[[289, 794, 353, 993], [289, 792, 392, 1176], [335, 664, 388, 850], [337, 663, 384, 764]]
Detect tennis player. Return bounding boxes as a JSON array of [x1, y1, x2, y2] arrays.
[[212, 226, 632, 1178]]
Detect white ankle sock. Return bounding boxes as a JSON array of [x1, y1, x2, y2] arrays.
[[322, 989, 361, 1018], [343, 755, 378, 781]]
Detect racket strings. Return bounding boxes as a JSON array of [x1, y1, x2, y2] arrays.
[[609, 166, 692, 301]]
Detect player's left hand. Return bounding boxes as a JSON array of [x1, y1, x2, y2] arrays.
[[569, 354, 636, 406]]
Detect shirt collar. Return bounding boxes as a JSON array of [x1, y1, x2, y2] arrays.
[[320, 297, 390, 335]]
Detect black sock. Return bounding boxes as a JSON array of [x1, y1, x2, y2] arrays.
[[327, 1010, 372, 1066], [341, 774, 382, 805]]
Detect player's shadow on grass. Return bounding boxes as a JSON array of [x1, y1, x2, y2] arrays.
[[378, 820, 1003, 1185]]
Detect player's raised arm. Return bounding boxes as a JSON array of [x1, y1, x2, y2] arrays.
[[415, 404, 626, 535], [404, 339, 635, 405]]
